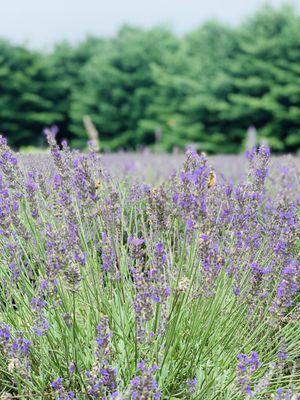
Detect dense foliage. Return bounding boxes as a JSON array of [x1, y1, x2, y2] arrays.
[[1, 5, 300, 152], [0, 131, 299, 398]]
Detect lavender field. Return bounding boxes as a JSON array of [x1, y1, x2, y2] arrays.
[[0, 130, 299, 399]]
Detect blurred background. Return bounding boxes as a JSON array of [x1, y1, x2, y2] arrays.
[[0, 0, 300, 153]]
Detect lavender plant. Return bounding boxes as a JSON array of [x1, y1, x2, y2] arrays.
[[0, 132, 299, 399]]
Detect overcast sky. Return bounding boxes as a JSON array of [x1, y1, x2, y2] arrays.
[[0, 0, 297, 48]]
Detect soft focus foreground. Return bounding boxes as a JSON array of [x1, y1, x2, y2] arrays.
[[0, 131, 299, 399]]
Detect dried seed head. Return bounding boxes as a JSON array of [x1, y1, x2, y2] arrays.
[[8, 358, 19, 372], [177, 277, 190, 292], [62, 313, 73, 327], [0, 393, 13, 400]]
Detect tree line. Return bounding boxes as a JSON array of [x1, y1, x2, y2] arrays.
[[1, 5, 300, 153]]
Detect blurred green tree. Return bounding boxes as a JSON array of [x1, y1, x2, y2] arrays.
[[183, 6, 300, 152], [48, 37, 107, 143], [145, 21, 238, 152], [0, 41, 62, 148], [69, 26, 179, 150]]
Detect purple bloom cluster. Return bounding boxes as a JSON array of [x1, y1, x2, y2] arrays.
[[30, 296, 49, 337], [187, 378, 198, 394], [236, 351, 261, 396], [101, 232, 120, 279], [149, 242, 171, 304], [127, 361, 161, 400], [146, 185, 171, 231], [273, 387, 300, 400], [0, 136, 21, 190], [272, 259, 299, 316], [129, 238, 170, 341], [25, 171, 39, 219], [173, 150, 211, 228], [0, 323, 32, 379], [85, 316, 118, 399], [51, 377, 76, 400]]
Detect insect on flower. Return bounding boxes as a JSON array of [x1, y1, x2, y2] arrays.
[[95, 180, 101, 190], [207, 171, 216, 188]]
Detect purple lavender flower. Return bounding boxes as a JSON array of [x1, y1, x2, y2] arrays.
[[0, 135, 22, 190], [51, 377, 63, 391], [149, 241, 170, 304], [30, 296, 49, 337], [69, 362, 76, 374], [128, 361, 161, 400], [85, 317, 118, 399], [129, 239, 171, 341], [101, 232, 120, 279], [277, 339, 288, 368], [0, 325, 32, 379], [236, 351, 261, 396], [173, 150, 211, 227], [274, 387, 300, 400], [146, 185, 171, 231], [187, 377, 198, 394], [128, 236, 145, 260], [0, 323, 11, 347], [25, 172, 39, 219], [271, 258, 299, 316], [51, 377, 76, 400]]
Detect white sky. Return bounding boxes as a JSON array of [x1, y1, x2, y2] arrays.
[[0, 0, 297, 48]]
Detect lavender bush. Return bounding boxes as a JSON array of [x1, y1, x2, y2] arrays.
[[0, 130, 299, 399]]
